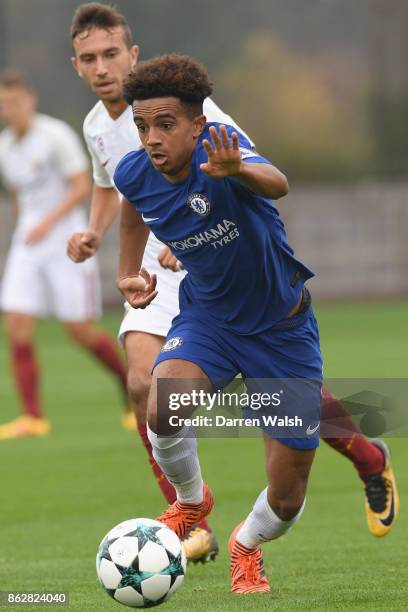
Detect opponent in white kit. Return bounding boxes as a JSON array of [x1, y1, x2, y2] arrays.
[[0, 70, 130, 440]]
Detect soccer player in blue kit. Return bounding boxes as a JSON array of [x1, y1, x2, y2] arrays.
[[113, 54, 398, 593], [114, 53, 322, 594]]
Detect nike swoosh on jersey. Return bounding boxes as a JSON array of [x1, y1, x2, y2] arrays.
[[101, 159, 111, 167], [379, 489, 395, 526], [142, 214, 160, 223]]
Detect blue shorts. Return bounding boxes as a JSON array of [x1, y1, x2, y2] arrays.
[[154, 304, 323, 450]]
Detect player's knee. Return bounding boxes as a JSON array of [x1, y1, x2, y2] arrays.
[[64, 322, 88, 345], [64, 322, 101, 348], [3, 316, 19, 339], [146, 387, 159, 432], [127, 369, 151, 405], [269, 491, 306, 521], [3, 314, 33, 343], [147, 408, 158, 433]]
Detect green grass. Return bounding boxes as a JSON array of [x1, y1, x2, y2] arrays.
[[0, 302, 407, 611]]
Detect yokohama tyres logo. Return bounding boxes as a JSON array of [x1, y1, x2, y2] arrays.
[[168, 219, 239, 251]]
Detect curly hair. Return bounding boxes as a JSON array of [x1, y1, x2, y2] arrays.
[[70, 2, 133, 49], [123, 54, 213, 116]]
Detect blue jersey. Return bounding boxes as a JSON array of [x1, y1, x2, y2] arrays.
[[114, 123, 314, 335]]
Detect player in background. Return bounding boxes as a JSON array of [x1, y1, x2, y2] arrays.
[[0, 71, 130, 439], [66, 2, 398, 546]]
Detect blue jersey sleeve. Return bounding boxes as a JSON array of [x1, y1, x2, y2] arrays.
[[235, 131, 270, 166], [113, 151, 134, 199], [210, 124, 278, 200], [113, 149, 147, 201]]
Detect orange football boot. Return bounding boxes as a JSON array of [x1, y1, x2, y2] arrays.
[[228, 522, 270, 594], [155, 483, 214, 539]]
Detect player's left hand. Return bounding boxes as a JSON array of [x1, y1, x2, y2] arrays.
[[117, 267, 158, 309], [158, 246, 182, 272], [25, 220, 53, 244], [200, 124, 242, 179]]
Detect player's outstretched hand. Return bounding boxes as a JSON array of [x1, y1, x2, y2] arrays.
[[158, 246, 182, 272], [67, 231, 100, 263], [200, 124, 242, 179], [117, 267, 158, 309]]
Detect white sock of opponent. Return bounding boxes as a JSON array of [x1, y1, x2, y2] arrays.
[[147, 425, 204, 504], [236, 487, 306, 548]]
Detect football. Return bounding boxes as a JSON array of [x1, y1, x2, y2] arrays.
[[96, 518, 186, 608]]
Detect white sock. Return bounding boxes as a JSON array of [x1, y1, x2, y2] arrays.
[[237, 488, 306, 548], [147, 425, 204, 504]]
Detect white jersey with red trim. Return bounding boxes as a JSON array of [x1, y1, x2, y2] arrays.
[[0, 113, 89, 250], [0, 113, 101, 321]]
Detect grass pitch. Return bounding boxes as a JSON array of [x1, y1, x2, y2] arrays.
[[0, 301, 407, 611]]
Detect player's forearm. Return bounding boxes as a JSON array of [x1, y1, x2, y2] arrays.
[[43, 171, 91, 226], [233, 162, 289, 199], [88, 185, 121, 238], [117, 198, 150, 281]]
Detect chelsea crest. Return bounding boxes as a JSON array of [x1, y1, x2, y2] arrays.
[[187, 193, 211, 217], [162, 336, 183, 351]]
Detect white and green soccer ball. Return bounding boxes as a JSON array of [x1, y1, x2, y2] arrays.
[[96, 518, 186, 608]]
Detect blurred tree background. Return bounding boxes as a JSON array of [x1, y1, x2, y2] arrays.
[[1, 0, 408, 183]]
